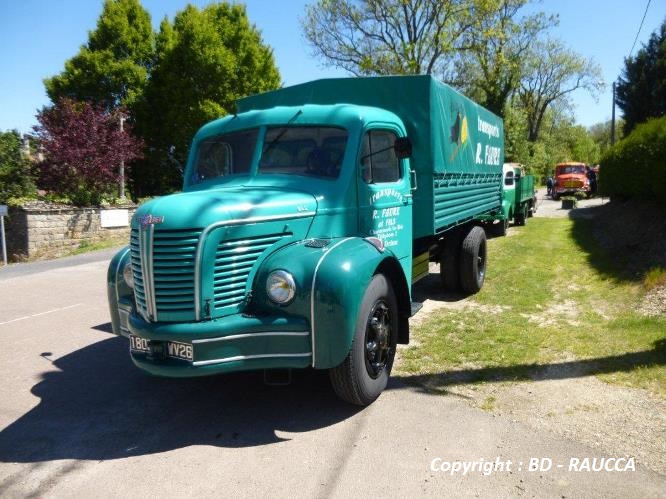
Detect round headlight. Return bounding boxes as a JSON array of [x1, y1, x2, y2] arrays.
[[266, 270, 296, 305], [123, 262, 134, 289]]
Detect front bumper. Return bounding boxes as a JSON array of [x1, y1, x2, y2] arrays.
[[117, 299, 312, 377], [555, 186, 589, 195]]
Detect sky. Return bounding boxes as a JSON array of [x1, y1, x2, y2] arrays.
[[0, 0, 664, 134]]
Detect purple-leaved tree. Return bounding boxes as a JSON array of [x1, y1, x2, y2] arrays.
[[34, 98, 143, 205]]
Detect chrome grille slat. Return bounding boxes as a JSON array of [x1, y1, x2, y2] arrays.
[[212, 233, 289, 311], [130, 227, 202, 321], [131, 227, 290, 320]]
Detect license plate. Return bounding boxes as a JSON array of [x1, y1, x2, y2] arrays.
[[130, 335, 150, 353], [129, 335, 193, 362], [165, 341, 193, 361]]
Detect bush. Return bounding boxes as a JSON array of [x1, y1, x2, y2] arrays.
[[0, 130, 36, 203], [34, 98, 143, 206], [600, 115, 666, 202]]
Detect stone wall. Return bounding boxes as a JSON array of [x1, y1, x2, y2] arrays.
[[4, 201, 136, 260]]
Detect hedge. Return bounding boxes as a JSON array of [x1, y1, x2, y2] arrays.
[[600, 116, 666, 202]]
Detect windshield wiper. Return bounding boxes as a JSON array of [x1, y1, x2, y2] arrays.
[[261, 110, 303, 156]]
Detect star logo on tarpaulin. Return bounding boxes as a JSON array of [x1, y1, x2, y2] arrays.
[[449, 111, 469, 162]]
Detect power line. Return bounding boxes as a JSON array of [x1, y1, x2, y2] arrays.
[[629, 0, 652, 57]]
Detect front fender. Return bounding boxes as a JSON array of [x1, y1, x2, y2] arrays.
[[107, 246, 132, 336], [255, 238, 395, 369]]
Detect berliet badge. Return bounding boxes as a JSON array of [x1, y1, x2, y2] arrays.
[[139, 214, 165, 228]]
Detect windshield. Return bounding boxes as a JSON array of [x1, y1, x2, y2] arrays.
[[558, 165, 585, 175], [259, 126, 348, 179], [191, 129, 259, 184]]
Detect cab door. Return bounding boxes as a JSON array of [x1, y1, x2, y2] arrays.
[[356, 128, 413, 265]]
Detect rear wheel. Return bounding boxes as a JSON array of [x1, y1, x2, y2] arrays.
[[459, 226, 487, 294], [329, 274, 398, 406], [439, 233, 461, 292]]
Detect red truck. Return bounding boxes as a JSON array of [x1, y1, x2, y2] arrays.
[[552, 162, 591, 200]]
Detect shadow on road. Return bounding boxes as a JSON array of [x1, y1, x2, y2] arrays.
[[0, 333, 361, 463], [411, 272, 469, 304], [394, 338, 666, 395]]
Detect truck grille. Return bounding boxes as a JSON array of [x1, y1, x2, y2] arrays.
[[130, 228, 291, 321], [213, 233, 289, 310], [130, 227, 202, 321]]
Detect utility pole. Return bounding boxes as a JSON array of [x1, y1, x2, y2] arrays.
[[611, 81, 616, 146], [119, 114, 126, 200]]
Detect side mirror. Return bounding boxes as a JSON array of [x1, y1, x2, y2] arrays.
[[394, 137, 412, 159]]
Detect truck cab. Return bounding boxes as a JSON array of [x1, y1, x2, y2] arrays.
[[553, 162, 590, 199], [107, 76, 504, 406]]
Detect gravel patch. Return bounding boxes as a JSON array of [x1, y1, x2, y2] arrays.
[[640, 285, 666, 316]]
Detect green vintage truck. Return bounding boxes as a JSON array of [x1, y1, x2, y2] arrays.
[[107, 76, 504, 405], [489, 162, 537, 236]]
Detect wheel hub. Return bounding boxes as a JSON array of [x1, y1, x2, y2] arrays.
[[364, 300, 392, 378]]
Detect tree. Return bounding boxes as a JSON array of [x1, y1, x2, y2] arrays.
[[453, 0, 556, 116], [0, 131, 36, 203], [301, 0, 476, 77], [505, 100, 600, 179], [589, 119, 624, 159], [615, 19, 666, 134], [44, 0, 154, 110], [34, 99, 143, 205], [133, 3, 281, 195], [516, 38, 603, 142]]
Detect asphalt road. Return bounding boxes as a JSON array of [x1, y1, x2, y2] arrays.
[[0, 249, 664, 498], [534, 187, 609, 218]]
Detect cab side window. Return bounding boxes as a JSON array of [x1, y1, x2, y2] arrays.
[[361, 130, 401, 183]]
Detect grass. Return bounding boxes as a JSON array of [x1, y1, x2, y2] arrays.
[[397, 218, 666, 398], [644, 267, 666, 291], [68, 238, 123, 256], [23, 236, 126, 262]]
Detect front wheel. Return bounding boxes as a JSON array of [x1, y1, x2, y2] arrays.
[[329, 274, 398, 406], [515, 204, 527, 226]]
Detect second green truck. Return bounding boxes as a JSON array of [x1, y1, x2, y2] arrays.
[[489, 162, 537, 236], [107, 75, 507, 406]]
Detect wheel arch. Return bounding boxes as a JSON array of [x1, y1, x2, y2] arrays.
[[376, 257, 411, 345]]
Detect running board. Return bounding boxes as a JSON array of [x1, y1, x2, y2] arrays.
[[411, 301, 424, 317]]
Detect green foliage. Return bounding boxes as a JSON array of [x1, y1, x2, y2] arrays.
[[517, 38, 603, 142], [600, 115, 666, 202], [454, 0, 557, 117], [588, 119, 624, 159], [302, 0, 475, 77], [133, 3, 281, 195], [616, 19, 666, 134], [44, 0, 154, 110], [0, 131, 36, 203], [505, 103, 600, 180]]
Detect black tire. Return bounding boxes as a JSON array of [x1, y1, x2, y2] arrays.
[[515, 204, 527, 226], [439, 233, 461, 291], [329, 274, 398, 406], [496, 218, 508, 236], [459, 226, 487, 294]]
